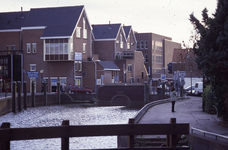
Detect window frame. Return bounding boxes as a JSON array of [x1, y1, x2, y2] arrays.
[[27, 43, 31, 53], [30, 64, 36, 71], [76, 27, 81, 38], [83, 43, 86, 53], [32, 43, 37, 53]]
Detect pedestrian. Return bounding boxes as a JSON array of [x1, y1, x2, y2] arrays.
[[68, 83, 71, 93], [170, 86, 177, 112]]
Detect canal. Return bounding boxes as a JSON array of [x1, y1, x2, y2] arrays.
[[0, 102, 144, 149]]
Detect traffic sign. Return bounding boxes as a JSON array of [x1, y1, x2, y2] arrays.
[[27, 72, 39, 78], [161, 74, 166, 81]]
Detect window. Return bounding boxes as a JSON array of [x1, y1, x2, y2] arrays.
[[145, 40, 148, 49], [130, 77, 134, 83], [127, 42, 130, 49], [30, 64, 36, 71], [45, 44, 50, 54], [76, 27, 81, 38], [83, 43, 86, 53], [128, 64, 132, 72], [79, 61, 82, 71], [27, 43, 31, 53], [75, 61, 82, 72], [155, 41, 163, 51], [83, 17, 87, 39], [152, 55, 154, 63], [141, 72, 144, 79], [32, 43, 37, 53], [116, 52, 122, 59], [152, 40, 154, 49], [156, 55, 163, 64], [64, 43, 68, 54], [140, 41, 144, 49], [136, 41, 140, 49], [156, 68, 163, 74], [120, 34, 123, 49], [145, 54, 148, 63], [12, 45, 16, 50]]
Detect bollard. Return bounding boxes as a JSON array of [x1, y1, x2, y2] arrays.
[[43, 81, 47, 106], [17, 81, 22, 112], [162, 82, 165, 99], [12, 81, 16, 113], [32, 81, 35, 107], [23, 81, 27, 110], [57, 82, 61, 105], [144, 81, 148, 103]]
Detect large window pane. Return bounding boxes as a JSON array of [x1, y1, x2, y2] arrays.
[[50, 43, 55, 54], [64, 43, 68, 54], [55, 43, 59, 54], [45, 44, 50, 54], [60, 43, 63, 54]]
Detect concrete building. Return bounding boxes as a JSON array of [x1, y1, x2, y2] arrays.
[[135, 33, 181, 81]]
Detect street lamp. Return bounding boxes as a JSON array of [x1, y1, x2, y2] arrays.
[[40, 69, 44, 93]]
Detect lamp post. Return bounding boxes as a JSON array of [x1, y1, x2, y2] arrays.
[[40, 69, 44, 93]]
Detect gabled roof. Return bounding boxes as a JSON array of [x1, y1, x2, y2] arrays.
[[123, 26, 131, 39], [123, 25, 137, 42], [92, 23, 121, 40], [97, 61, 120, 71], [22, 6, 84, 38], [0, 11, 29, 31]]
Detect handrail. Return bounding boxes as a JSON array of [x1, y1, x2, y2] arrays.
[[191, 127, 228, 141]]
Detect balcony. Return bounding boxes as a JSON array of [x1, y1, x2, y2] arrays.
[[123, 51, 134, 59]]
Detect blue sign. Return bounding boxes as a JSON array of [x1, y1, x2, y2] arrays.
[[27, 72, 39, 78]]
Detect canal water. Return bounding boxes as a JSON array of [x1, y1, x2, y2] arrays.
[[0, 103, 143, 150]]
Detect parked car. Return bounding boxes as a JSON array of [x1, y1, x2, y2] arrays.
[[184, 86, 195, 95], [71, 86, 92, 94], [194, 82, 203, 96]]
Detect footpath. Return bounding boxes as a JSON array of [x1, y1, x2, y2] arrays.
[[138, 96, 228, 137]]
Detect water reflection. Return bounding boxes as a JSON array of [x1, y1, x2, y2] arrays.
[[0, 103, 143, 149]]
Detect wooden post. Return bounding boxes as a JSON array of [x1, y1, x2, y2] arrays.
[[23, 81, 27, 110], [61, 120, 69, 150], [32, 81, 35, 107], [0, 122, 10, 150], [12, 81, 16, 113], [43, 81, 47, 106], [169, 118, 178, 147], [128, 118, 135, 148], [57, 82, 61, 105], [17, 81, 22, 112]]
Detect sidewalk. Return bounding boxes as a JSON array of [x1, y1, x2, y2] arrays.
[[138, 96, 228, 136]]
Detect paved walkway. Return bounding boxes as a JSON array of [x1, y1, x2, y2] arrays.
[[138, 96, 228, 137]]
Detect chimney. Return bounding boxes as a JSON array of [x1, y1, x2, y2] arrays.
[[108, 21, 111, 29], [21, 7, 24, 19]]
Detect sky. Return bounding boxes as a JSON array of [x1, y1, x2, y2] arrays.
[[0, 0, 218, 47]]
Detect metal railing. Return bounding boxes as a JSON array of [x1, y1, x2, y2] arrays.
[[191, 127, 228, 141]]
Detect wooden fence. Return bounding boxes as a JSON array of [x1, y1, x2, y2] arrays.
[[0, 119, 189, 150]]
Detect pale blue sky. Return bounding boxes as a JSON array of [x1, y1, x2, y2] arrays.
[[0, 0, 217, 47]]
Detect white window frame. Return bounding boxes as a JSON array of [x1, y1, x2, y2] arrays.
[[145, 54, 148, 63], [136, 41, 140, 49], [120, 34, 123, 49], [156, 55, 163, 64], [27, 43, 31, 53], [76, 27, 81, 38], [155, 41, 163, 51], [45, 43, 50, 54], [127, 42, 130, 49], [83, 17, 87, 39], [79, 61, 82, 72], [30, 64, 36, 71], [145, 40, 148, 49], [32, 43, 37, 53], [83, 43, 86, 53], [128, 64, 132, 72]]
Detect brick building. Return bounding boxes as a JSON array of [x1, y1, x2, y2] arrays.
[[92, 23, 148, 83], [135, 33, 181, 81]]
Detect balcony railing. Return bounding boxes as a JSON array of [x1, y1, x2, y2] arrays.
[[123, 51, 134, 59]]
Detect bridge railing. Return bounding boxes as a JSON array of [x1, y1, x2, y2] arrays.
[[0, 119, 189, 150]]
